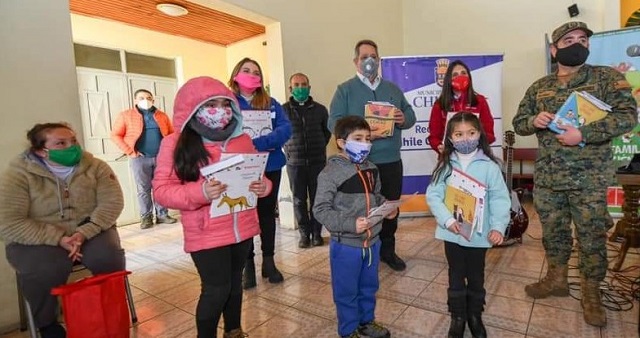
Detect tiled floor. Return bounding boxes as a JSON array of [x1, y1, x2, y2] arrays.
[[2, 201, 639, 337]]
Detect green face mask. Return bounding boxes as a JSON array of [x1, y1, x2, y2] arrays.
[[46, 144, 83, 167], [291, 87, 310, 102]]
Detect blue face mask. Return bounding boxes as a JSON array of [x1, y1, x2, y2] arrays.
[[345, 140, 372, 163], [451, 138, 479, 154]]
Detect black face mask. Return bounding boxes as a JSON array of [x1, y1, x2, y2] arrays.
[[555, 43, 590, 67]]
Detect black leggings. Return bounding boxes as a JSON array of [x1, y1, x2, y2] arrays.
[[248, 169, 282, 258], [191, 239, 251, 338]]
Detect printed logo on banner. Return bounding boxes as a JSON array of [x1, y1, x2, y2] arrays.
[[435, 58, 450, 87]]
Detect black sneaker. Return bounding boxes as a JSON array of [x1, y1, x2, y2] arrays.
[[342, 331, 362, 338], [358, 321, 390, 338], [381, 253, 406, 271], [140, 215, 154, 229]]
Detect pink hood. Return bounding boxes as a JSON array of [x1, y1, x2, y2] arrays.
[[153, 76, 269, 253], [173, 76, 243, 137]]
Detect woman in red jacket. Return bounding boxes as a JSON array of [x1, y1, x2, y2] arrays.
[[428, 60, 496, 154]]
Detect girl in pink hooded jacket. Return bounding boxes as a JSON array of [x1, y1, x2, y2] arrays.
[[153, 77, 271, 338]]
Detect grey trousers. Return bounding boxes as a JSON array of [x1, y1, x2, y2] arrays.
[[130, 156, 168, 218], [6, 227, 126, 328]]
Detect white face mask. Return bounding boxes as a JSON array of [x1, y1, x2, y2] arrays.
[[137, 99, 153, 110]]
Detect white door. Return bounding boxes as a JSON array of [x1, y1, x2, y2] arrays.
[[128, 74, 177, 119], [77, 69, 179, 225], [77, 68, 140, 225]]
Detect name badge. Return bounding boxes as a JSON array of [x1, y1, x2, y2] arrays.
[[270, 111, 276, 119]]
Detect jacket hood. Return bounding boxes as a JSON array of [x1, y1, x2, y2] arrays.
[[173, 76, 243, 137]]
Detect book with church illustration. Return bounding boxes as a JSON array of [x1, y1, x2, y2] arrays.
[[199, 153, 268, 218], [364, 101, 396, 138], [548, 91, 611, 146]]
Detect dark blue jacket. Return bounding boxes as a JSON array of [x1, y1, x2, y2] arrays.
[[236, 95, 292, 172]]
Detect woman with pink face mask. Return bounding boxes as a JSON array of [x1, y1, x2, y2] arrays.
[[428, 60, 496, 155], [228, 58, 292, 290]]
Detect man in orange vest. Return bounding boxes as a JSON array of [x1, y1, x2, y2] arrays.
[[111, 89, 176, 229]]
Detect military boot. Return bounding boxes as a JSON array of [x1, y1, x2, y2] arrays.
[[524, 262, 569, 299], [581, 278, 607, 327]]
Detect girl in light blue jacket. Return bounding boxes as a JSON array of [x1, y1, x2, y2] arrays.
[[426, 112, 510, 338]]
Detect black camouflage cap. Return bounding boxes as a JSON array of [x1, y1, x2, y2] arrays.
[[552, 21, 593, 43]]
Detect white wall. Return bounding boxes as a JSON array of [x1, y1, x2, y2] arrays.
[[70, 14, 229, 84], [402, 0, 620, 147], [0, 0, 82, 331]]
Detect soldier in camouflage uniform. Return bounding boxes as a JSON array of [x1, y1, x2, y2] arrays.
[[513, 21, 637, 327]]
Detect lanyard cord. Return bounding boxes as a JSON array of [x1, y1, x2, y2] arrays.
[[356, 165, 374, 266]]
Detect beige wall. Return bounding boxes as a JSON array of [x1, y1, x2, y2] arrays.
[[0, 0, 82, 331], [202, 0, 405, 106], [70, 14, 229, 84], [402, 0, 620, 147]]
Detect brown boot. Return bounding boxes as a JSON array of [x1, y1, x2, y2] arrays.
[[581, 278, 607, 327], [524, 263, 569, 299], [223, 328, 248, 338]]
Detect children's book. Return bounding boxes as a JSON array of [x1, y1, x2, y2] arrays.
[[444, 169, 487, 241], [364, 102, 396, 138], [241, 110, 272, 139], [199, 153, 268, 218], [548, 91, 611, 147], [366, 192, 419, 225]]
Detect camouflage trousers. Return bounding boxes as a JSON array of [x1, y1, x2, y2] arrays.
[[533, 186, 614, 281]]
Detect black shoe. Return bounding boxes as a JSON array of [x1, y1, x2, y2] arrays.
[[298, 235, 311, 248], [261, 256, 284, 283], [242, 259, 256, 289], [381, 253, 406, 271], [448, 317, 466, 338], [467, 315, 487, 338], [311, 232, 324, 246], [40, 322, 66, 338]]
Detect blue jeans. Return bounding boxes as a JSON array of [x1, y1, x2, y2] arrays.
[[130, 156, 167, 218], [330, 239, 380, 336]]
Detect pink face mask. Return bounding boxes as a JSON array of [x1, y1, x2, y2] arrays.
[[234, 72, 262, 93], [194, 106, 233, 130]]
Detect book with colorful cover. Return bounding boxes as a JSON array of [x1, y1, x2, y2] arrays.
[[548, 91, 611, 146], [199, 153, 268, 218], [444, 169, 487, 241], [241, 110, 272, 139], [364, 101, 396, 138]]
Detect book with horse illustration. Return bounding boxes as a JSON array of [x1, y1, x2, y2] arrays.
[[199, 153, 269, 218]]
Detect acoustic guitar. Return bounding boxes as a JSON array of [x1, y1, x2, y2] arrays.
[[498, 131, 529, 246]]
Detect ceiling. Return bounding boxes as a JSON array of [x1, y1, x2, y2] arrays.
[[69, 0, 266, 46]]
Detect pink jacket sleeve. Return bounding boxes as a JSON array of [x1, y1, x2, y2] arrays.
[[152, 135, 210, 211]]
